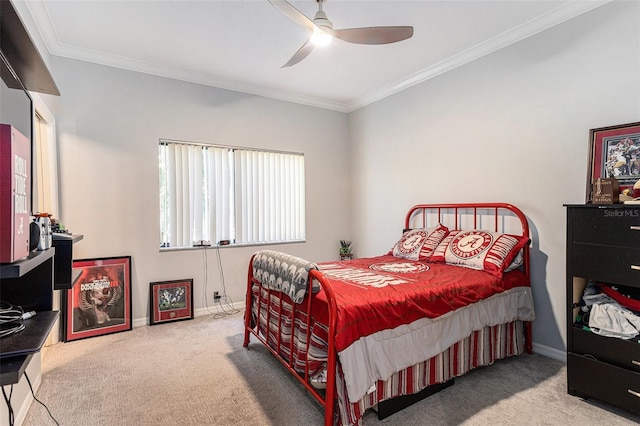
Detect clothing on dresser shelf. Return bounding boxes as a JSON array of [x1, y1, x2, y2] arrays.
[[575, 280, 640, 342], [577, 281, 614, 312], [582, 293, 616, 309], [599, 283, 640, 312], [589, 301, 640, 339]]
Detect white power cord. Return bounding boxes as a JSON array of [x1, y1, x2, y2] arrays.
[[22, 311, 36, 320], [0, 302, 32, 338]]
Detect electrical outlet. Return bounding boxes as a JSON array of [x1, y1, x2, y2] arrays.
[[213, 291, 221, 300]]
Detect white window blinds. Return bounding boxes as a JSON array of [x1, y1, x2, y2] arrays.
[[236, 150, 305, 244], [159, 140, 305, 248]]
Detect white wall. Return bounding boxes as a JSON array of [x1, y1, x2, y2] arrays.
[[348, 1, 640, 355], [18, 0, 639, 356], [49, 57, 351, 323]]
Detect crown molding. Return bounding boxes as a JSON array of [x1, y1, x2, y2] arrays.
[[52, 40, 350, 112], [24, 0, 612, 114], [22, 0, 349, 112], [347, 0, 612, 112]]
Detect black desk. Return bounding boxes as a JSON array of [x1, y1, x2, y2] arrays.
[[0, 310, 59, 385], [0, 354, 34, 386]]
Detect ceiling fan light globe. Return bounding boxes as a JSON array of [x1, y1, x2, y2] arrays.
[[311, 29, 332, 46]]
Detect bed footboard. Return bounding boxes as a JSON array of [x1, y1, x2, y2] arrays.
[[243, 254, 339, 426]]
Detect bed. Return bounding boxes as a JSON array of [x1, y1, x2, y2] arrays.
[[243, 203, 535, 426]]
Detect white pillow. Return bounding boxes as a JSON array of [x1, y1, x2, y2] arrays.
[[389, 224, 449, 261], [431, 230, 529, 276]]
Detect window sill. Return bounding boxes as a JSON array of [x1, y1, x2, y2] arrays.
[[159, 240, 305, 253]]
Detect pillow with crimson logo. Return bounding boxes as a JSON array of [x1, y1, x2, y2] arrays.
[[431, 230, 529, 276], [389, 224, 449, 261]]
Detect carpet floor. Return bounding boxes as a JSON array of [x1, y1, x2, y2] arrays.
[[22, 312, 640, 425]]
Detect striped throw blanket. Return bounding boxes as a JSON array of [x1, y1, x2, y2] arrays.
[[252, 250, 319, 303]]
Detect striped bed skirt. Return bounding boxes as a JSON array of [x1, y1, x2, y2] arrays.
[[251, 284, 525, 426]]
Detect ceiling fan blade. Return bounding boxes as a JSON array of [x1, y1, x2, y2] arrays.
[[282, 38, 315, 68], [268, 0, 316, 33], [328, 26, 414, 45]]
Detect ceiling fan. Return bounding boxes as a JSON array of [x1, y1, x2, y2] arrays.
[[269, 0, 414, 67]]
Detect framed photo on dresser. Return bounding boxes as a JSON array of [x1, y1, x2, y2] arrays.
[[65, 256, 132, 342], [586, 121, 640, 202]]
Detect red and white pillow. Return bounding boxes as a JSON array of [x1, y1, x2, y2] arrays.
[[431, 230, 529, 276], [389, 224, 449, 261]]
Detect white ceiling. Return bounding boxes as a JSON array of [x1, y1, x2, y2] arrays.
[[23, 0, 610, 112]]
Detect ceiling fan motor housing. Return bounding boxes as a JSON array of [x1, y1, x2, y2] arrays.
[[313, 10, 333, 30]]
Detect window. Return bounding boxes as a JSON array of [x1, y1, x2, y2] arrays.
[[32, 96, 59, 218], [159, 140, 305, 248]]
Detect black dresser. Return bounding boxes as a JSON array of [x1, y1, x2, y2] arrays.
[[565, 204, 640, 414]]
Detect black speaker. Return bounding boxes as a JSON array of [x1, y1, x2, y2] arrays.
[[29, 221, 40, 251]]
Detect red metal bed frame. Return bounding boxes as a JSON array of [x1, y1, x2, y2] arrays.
[[243, 202, 533, 426]]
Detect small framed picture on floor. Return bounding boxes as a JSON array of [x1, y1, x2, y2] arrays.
[[149, 279, 194, 325]]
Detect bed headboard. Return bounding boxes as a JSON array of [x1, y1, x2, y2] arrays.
[[404, 203, 531, 278]]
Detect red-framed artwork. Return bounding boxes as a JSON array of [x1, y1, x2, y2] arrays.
[[586, 121, 640, 202], [66, 256, 132, 342], [149, 279, 194, 325]]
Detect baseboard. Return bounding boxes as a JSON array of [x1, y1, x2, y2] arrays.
[[193, 301, 245, 318], [532, 342, 567, 362], [1, 354, 42, 426], [131, 302, 245, 328], [14, 373, 40, 426]]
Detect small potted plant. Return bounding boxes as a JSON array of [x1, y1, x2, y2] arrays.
[[339, 240, 353, 260]]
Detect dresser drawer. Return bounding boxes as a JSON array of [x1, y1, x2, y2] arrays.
[[570, 207, 640, 248], [572, 243, 640, 288], [572, 328, 640, 373], [567, 353, 640, 415]]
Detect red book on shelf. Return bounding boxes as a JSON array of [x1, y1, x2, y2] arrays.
[[0, 124, 31, 263]]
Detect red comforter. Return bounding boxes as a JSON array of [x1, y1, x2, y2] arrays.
[[312, 255, 529, 353]]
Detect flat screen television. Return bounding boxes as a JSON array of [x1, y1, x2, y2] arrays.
[[1, 44, 34, 210], [1, 47, 34, 263], [0, 54, 33, 143]]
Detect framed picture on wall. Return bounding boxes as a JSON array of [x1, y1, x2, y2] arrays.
[[586, 121, 640, 202], [149, 279, 194, 325], [65, 256, 132, 342]]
